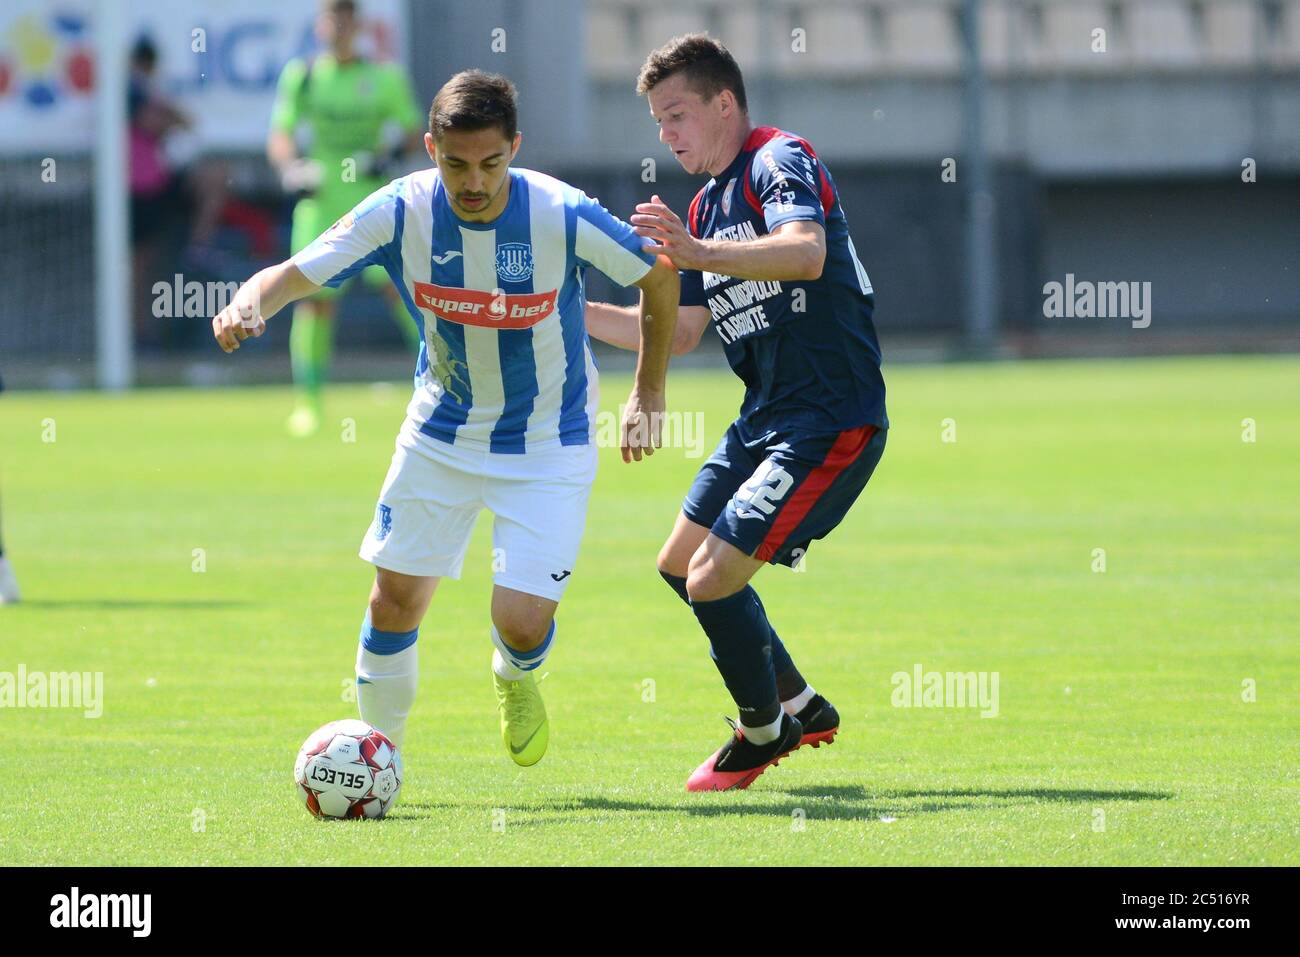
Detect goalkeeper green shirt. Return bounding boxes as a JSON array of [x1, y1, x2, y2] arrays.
[[270, 53, 421, 230]]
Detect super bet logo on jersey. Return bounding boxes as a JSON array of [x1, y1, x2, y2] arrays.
[[414, 283, 558, 329]]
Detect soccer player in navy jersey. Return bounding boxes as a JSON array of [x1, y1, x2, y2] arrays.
[[586, 35, 888, 790]]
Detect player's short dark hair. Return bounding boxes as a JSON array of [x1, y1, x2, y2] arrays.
[[636, 33, 748, 113], [428, 70, 518, 142], [321, 0, 356, 15]]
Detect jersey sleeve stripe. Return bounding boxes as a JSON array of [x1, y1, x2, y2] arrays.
[[782, 130, 835, 216]]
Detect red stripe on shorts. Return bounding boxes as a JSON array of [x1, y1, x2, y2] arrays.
[[754, 425, 876, 562]]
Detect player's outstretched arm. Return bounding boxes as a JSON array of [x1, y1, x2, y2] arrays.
[[212, 261, 320, 354], [586, 301, 710, 356], [583, 301, 639, 351], [634, 194, 826, 282], [618, 256, 679, 463]]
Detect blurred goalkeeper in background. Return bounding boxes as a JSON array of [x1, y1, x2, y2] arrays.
[[268, 0, 424, 436]]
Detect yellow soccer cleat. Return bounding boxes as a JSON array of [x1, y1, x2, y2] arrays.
[[493, 663, 549, 767]]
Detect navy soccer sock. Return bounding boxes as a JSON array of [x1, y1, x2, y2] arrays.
[[751, 588, 808, 701], [690, 585, 781, 731], [659, 569, 691, 604], [662, 570, 806, 701]]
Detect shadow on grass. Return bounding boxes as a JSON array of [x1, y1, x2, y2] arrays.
[[778, 785, 1175, 804], [563, 795, 974, 822], [400, 785, 1172, 826]]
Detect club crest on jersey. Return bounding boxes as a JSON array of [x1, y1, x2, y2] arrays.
[[721, 178, 736, 216], [496, 243, 534, 283], [373, 504, 393, 541]]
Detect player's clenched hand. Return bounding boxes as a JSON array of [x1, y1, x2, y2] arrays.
[[212, 296, 266, 354], [621, 387, 665, 464], [632, 194, 706, 271]]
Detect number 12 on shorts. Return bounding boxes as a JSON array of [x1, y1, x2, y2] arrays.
[[734, 460, 794, 520]]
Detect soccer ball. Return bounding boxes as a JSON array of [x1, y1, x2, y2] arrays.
[[294, 719, 403, 819]]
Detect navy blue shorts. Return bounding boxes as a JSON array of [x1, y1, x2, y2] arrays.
[[682, 418, 887, 567]]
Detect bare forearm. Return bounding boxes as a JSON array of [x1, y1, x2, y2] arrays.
[[585, 300, 641, 351], [634, 270, 679, 394], [242, 260, 317, 321], [214, 260, 315, 353], [695, 232, 824, 282], [635, 305, 674, 393]]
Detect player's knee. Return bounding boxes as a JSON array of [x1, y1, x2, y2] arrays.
[[656, 542, 687, 579], [492, 609, 553, 652], [685, 562, 728, 604], [368, 588, 423, 631]]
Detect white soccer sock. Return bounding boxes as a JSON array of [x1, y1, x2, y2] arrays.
[[782, 684, 816, 716], [356, 642, 419, 750], [491, 623, 555, 681], [492, 647, 525, 681], [741, 711, 785, 745]]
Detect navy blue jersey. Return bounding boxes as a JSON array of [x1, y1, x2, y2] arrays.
[[680, 126, 887, 432]]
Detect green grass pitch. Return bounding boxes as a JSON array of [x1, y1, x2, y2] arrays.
[[1, 355, 1296, 865]]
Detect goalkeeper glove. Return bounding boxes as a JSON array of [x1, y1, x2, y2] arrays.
[[280, 158, 325, 199]]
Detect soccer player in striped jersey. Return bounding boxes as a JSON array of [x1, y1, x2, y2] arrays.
[[586, 36, 888, 790], [213, 71, 679, 766]]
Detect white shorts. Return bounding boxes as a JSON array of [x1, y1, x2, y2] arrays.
[[359, 421, 598, 602]]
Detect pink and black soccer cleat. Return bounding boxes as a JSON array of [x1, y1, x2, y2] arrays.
[[685, 714, 803, 792], [792, 694, 840, 751]]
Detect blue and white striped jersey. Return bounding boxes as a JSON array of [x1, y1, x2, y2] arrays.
[[293, 167, 655, 453]]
